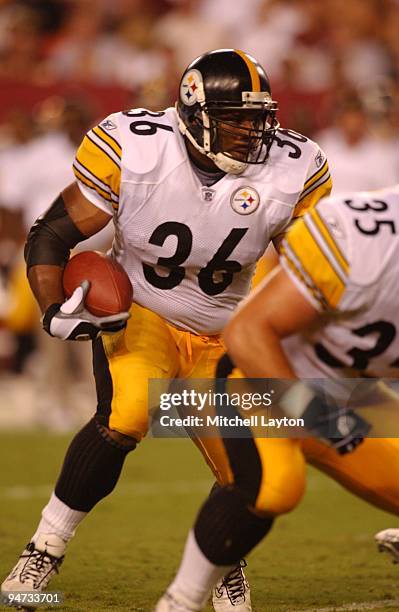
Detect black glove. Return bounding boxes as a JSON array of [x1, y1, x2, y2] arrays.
[[302, 394, 371, 454], [280, 382, 371, 455], [42, 280, 130, 341]]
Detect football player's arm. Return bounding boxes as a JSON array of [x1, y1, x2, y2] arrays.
[[25, 114, 127, 340], [224, 265, 318, 378], [26, 113, 122, 313], [25, 183, 127, 341], [26, 183, 111, 313]]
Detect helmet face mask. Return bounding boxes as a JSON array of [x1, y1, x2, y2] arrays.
[[207, 104, 278, 166], [176, 49, 279, 174]]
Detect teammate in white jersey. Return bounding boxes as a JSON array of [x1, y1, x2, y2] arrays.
[[1, 49, 331, 610], [156, 186, 399, 611]]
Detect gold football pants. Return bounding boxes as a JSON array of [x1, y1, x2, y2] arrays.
[[93, 303, 399, 517]]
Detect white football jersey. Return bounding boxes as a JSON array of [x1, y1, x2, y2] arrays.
[[281, 186, 399, 384], [73, 107, 331, 334]]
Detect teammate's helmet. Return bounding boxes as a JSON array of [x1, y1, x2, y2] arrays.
[[176, 49, 279, 174]]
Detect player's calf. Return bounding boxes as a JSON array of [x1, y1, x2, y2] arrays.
[[55, 417, 136, 511], [207, 484, 252, 610]]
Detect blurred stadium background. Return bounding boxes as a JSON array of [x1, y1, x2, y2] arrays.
[[1, 0, 399, 610]]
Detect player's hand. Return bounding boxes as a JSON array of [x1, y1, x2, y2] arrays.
[[302, 396, 371, 454], [279, 382, 371, 454], [42, 280, 130, 341]]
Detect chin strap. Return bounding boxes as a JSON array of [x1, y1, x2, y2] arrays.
[[207, 151, 247, 175]]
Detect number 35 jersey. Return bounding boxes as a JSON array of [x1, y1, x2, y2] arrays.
[[281, 186, 399, 379], [73, 107, 331, 334]]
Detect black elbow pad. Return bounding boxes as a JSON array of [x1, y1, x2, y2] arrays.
[[25, 194, 87, 270]]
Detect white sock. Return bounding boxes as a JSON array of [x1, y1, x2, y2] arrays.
[[167, 531, 233, 609], [31, 492, 87, 544]]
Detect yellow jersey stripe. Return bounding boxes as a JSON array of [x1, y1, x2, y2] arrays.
[[297, 171, 331, 204], [303, 159, 328, 191], [303, 214, 346, 285], [75, 135, 121, 193], [235, 49, 261, 92], [310, 208, 349, 274], [294, 174, 332, 217], [74, 156, 120, 199], [73, 166, 113, 202], [85, 134, 121, 170], [280, 242, 328, 309], [92, 126, 122, 159], [284, 219, 346, 308], [302, 160, 329, 193]]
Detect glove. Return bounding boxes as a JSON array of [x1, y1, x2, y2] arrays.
[[280, 382, 371, 455], [302, 395, 371, 454], [42, 280, 130, 341]]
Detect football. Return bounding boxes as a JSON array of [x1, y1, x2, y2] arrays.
[[62, 251, 133, 316]]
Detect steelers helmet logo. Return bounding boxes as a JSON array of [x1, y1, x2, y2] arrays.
[[180, 69, 204, 106], [230, 187, 260, 215]]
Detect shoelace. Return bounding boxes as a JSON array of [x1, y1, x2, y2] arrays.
[[19, 543, 63, 588], [220, 561, 248, 605]]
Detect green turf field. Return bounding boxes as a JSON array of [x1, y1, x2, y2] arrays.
[[0, 432, 398, 612]]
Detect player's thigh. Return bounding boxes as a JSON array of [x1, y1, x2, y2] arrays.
[[183, 344, 306, 509], [204, 433, 306, 516], [303, 437, 399, 516], [251, 437, 306, 515], [93, 303, 179, 440], [193, 435, 306, 516]]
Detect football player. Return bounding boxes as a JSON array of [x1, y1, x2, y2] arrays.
[[156, 185, 399, 611], [1, 49, 331, 611]]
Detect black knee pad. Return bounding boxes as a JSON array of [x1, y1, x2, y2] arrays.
[[55, 417, 136, 512], [194, 486, 273, 566]]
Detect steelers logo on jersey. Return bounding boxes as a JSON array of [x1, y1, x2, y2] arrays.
[[180, 69, 204, 106], [230, 187, 260, 215]]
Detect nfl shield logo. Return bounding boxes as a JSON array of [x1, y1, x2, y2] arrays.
[[202, 188, 215, 202]]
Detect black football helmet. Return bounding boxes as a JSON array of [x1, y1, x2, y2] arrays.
[[176, 48, 279, 174]]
